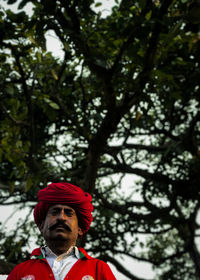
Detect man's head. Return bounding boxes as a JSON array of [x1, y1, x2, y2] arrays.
[[33, 182, 93, 250], [39, 204, 83, 246]]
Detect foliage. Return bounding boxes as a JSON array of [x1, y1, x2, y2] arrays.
[[0, 0, 200, 279]]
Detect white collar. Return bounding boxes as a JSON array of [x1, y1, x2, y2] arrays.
[[42, 246, 80, 261]]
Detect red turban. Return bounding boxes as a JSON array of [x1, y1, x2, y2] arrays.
[[33, 182, 93, 234]]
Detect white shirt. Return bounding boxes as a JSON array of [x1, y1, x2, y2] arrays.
[[41, 246, 80, 280]]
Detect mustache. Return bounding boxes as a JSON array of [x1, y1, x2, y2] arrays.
[[48, 221, 72, 232]]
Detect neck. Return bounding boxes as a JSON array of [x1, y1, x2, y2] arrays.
[[47, 240, 76, 256]]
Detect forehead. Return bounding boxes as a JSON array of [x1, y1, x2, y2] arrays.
[[48, 204, 75, 212]]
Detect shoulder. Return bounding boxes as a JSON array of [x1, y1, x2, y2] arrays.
[[78, 248, 116, 279], [93, 259, 116, 279], [7, 248, 46, 280], [78, 247, 94, 259], [30, 247, 43, 258], [7, 260, 35, 280]]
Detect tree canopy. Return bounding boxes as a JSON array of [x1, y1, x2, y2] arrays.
[[0, 0, 200, 279]]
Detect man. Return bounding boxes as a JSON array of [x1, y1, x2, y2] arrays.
[[7, 182, 116, 280]]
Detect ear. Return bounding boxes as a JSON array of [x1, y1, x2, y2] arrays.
[[78, 227, 83, 237], [39, 221, 44, 232]]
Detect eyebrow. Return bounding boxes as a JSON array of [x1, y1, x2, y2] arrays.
[[50, 207, 74, 213]]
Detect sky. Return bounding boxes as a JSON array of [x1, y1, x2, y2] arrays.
[[0, 0, 156, 279]]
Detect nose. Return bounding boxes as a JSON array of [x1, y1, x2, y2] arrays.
[[57, 209, 66, 221]]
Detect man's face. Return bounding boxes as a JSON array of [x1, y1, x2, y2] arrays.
[[40, 204, 83, 245]]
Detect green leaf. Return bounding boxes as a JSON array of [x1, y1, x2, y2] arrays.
[[145, 10, 152, 21], [48, 101, 60, 110], [44, 97, 59, 110], [7, 0, 17, 4], [95, 2, 102, 7]]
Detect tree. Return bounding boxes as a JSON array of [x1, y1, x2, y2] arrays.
[[0, 0, 200, 279]]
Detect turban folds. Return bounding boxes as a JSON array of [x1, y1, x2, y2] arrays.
[[33, 182, 93, 234]]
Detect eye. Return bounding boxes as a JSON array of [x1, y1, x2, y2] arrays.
[[50, 208, 60, 216], [64, 210, 74, 217]]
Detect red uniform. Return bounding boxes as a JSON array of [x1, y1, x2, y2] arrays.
[[7, 247, 116, 280]]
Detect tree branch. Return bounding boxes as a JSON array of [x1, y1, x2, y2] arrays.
[[0, 103, 29, 126], [105, 143, 168, 155], [102, 254, 151, 280], [95, 189, 179, 225], [11, 47, 36, 157]]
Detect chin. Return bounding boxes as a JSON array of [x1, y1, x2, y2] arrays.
[[56, 232, 69, 237]]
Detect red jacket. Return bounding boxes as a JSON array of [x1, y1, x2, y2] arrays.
[[7, 247, 116, 280]]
